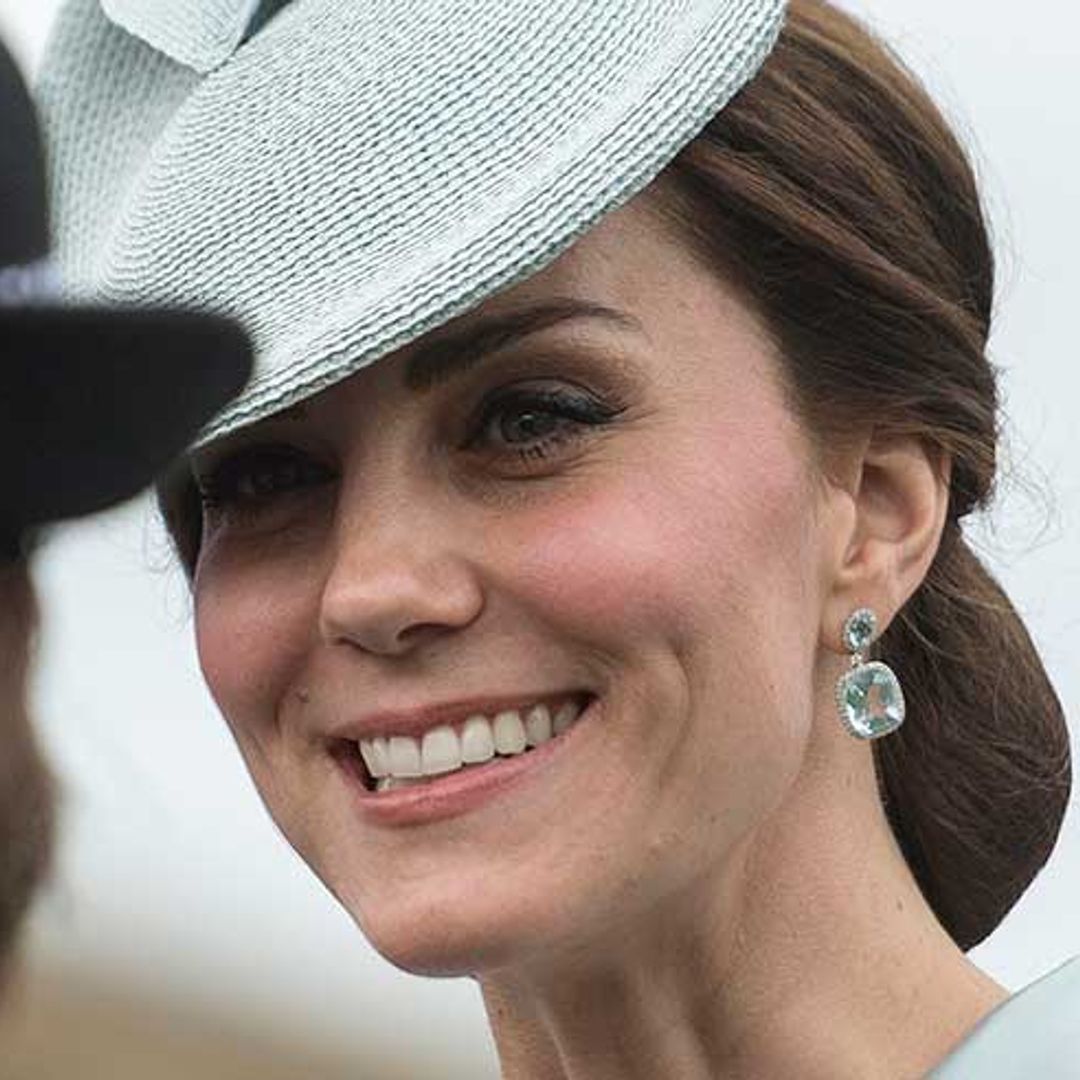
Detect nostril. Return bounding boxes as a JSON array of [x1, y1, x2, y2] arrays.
[[317, 562, 485, 659]]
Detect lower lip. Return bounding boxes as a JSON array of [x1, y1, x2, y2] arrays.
[[336, 696, 599, 827]]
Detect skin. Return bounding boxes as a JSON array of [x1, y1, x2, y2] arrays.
[[191, 196, 1007, 1078]]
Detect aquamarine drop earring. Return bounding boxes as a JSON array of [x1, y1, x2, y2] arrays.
[[835, 608, 905, 740]]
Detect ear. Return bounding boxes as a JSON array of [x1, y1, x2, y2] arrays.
[[820, 433, 951, 653]]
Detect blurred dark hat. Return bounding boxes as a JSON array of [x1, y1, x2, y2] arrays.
[[0, 36, 251, 553]]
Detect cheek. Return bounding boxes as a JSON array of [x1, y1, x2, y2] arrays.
[[504, 425, 818, 672], [193, 546, 316, 741], [498, 413, 821, 829]]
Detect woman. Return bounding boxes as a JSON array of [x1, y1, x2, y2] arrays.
[[40, 0, 1077, 1074]]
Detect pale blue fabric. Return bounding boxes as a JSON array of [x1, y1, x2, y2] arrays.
[[39, 0, 787, 446], [100, 0, 260, 73], [931, 956, 1080, 1078]]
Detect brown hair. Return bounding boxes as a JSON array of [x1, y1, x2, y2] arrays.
[[652, 0, 1069, 948], [0, 562, 56, 977], [158, 0, 1070, 950]]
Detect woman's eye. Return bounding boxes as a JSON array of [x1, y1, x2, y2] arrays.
[[468, 387, 624, 464], [195, 446, 334, 512]]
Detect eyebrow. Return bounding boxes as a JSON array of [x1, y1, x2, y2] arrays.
[[403, 299, 645, 393]]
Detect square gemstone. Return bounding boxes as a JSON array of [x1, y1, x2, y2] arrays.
[[836, 661, 905, 740]]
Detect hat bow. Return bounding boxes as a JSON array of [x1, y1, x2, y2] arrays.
[[100, 0, 261, 73]]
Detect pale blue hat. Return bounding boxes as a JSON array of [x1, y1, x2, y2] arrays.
[[40, 0, 786, 444]]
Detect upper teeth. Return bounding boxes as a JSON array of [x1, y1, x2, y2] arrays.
[[358, 699, 585, 782]]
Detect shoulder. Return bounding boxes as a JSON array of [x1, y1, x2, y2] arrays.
[[930, 956, 1080, 1078]]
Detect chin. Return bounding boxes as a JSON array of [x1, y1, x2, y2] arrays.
[[349, 896, 544, 978], [326, 858, 591, 979]]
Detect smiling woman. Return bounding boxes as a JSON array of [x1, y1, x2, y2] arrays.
[[40, 0, 1077, 1076]]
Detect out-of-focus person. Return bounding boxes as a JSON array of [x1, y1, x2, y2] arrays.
[[0, 36, 251, 986]]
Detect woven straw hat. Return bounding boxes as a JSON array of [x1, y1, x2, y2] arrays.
[[41, 0, 786, 445]]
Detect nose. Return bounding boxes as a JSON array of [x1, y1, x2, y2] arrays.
[[317, 491, 484, 658]]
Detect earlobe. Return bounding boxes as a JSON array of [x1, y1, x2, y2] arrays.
[[822, 434, 951, 650]]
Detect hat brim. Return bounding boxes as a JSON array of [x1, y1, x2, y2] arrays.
[[2, 305, 251, 530], [41, 0, 786, 447]]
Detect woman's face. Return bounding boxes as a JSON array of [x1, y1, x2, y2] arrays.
[[191, 196, 838, 977]]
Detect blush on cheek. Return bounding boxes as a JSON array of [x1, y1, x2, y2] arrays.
[[506, 433, 811, 640], [501, 483, 687, 630]]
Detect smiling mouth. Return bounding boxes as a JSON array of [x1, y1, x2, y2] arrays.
[[332, 693, 595, 793]]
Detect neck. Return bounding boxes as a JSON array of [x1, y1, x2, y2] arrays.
[[477, 729, 1007, 1080]]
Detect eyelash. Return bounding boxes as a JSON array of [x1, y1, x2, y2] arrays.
[[194, 386, 624, 511], [469, 386, 623, 463], [196, 446, 332, 511]]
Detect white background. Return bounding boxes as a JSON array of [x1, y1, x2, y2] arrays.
[[1, 1, 1077, 1074]]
